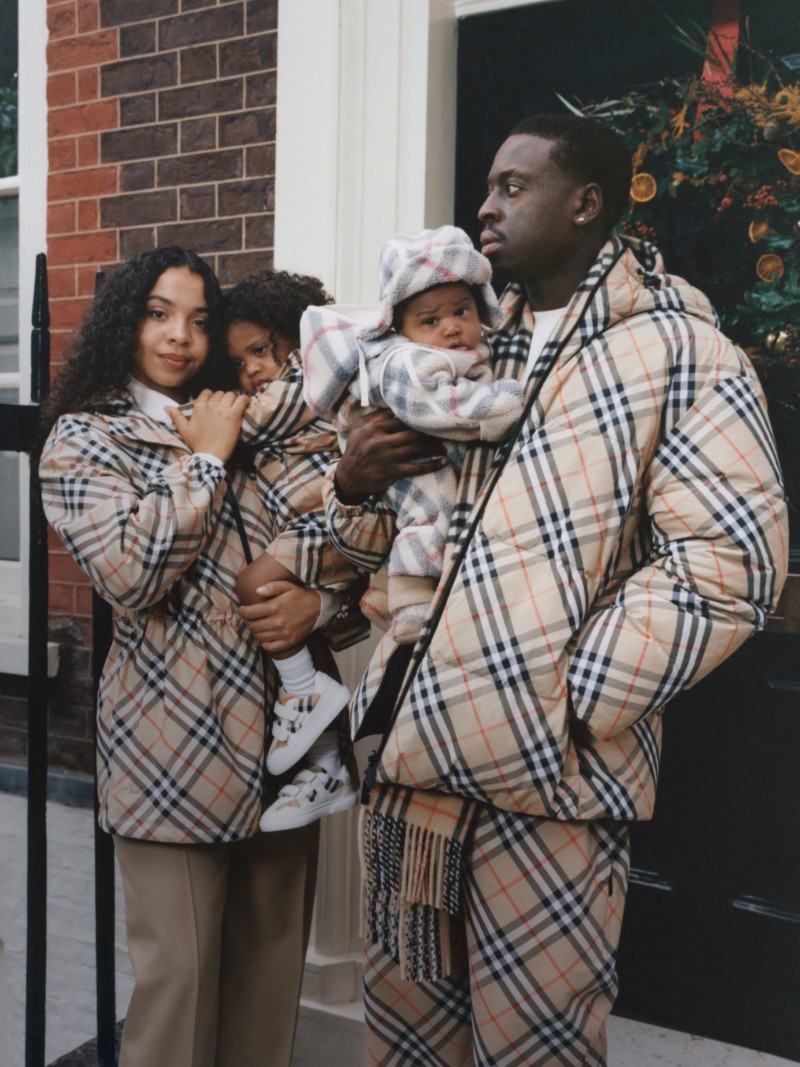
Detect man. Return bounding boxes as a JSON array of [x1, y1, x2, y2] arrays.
[[326, 115, 788, 1065]]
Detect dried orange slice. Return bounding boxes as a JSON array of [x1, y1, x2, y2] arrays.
[[748, 219, 774, 243], [630, 172, 657, 202], [756, 253, 785, 281], [777, 148, 800, 175]]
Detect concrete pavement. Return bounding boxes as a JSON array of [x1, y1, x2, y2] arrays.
[[0, 783, 795, 1067]]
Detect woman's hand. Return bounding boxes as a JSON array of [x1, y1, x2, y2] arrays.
[[238, 580, 321, 653], [167, 389, 250, 463], [335, 409, 447, 504]]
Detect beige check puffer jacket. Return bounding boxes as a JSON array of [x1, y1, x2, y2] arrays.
[[327, 237, 789, 822]]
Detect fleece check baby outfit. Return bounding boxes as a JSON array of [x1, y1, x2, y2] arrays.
[[301, 225, 525, 639]]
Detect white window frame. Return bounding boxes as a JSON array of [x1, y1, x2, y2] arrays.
[[0, 0, 51, 674]]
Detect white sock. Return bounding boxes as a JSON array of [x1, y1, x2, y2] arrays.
[[308, 732, 344, 777], [276, 648, 316, 696]]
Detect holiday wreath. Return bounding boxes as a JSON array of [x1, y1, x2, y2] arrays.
[[566, 19, 800, 417]]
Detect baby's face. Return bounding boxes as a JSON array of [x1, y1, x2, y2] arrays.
[[398, 283, 482, 351], [226, 321, 294, 395]]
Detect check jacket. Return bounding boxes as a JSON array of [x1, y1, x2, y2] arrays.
[[326, 236, 789, 822], [40, 372, 343, 843]]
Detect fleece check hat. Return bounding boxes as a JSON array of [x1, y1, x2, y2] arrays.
[[364, 225, 502, 339]]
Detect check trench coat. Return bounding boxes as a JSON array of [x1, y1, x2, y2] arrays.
[[326, 236, 789, 823], [40, 373, 343, 843]]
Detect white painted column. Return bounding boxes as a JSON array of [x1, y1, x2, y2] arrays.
[[275, 0, 457, 302], [274, 0, 457, 1045]]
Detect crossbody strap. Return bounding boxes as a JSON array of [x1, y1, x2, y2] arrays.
[[223, 478, 278, 741], [361, 247, 626, 798], [224, 479, 254, 565]]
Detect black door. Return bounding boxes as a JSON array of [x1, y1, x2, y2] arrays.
[[456, 1, 800, 1058]]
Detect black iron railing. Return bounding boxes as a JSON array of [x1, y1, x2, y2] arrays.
[[0, 252, 50, 1067], [1, 254, 117, 1067], [91, 268, 117, 1067]]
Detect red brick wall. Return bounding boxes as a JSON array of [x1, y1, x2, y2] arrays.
[[47, 0, 278, 367], [0, 0, 278, 772]]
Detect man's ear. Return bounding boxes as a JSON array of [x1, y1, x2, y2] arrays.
[[575, 183, 602, 225]]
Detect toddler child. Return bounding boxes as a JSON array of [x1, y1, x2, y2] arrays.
[[226, 270, 364, 831]]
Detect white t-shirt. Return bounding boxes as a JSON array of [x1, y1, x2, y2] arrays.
[[524, 306, 567, 380]]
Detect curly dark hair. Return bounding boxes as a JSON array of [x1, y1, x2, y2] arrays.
[[37, 247, 233, 453], [509, 114, 632, 229], [224, 269, 334, 361]]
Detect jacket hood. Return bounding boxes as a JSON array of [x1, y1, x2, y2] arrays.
[[363, 225, 502, 340], [616, 236, 720, 329], [496, 235, 720, 348]]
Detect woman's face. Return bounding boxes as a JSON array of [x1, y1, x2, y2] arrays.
[[226, 321, 295, 396], [132, 267, 211, 402]]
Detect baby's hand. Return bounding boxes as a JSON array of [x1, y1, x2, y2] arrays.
[[167, 390, 250, 462]]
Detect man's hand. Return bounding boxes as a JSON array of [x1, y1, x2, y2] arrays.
[[335, 410, 447, 504], [167, 390, 250, 463], [238, 580, 321, 653]]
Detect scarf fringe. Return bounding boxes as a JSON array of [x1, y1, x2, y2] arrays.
[[359, 804, 466, 982]]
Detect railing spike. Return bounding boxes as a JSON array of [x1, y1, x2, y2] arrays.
[[30, 252, 50, 406]]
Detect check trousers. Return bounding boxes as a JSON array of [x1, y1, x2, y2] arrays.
[[364, 807, 630, 1066]]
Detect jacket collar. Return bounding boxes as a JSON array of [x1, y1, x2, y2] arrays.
[[89, 388, 194, 452], [492, 234, 672, 373]]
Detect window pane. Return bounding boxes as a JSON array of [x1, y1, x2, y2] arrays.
[[0, 451, 19, 560], [0, 0, 17, 94], [0, 383, 19, 562], [0, 0, 20, 579], [0, 188, 19, 563], [0, 194, 19, 374]]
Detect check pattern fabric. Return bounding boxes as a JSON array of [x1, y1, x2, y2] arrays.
[[364, 808, 630, 1066], [241, 357, 359, 592], [360, 783, 478, 983], [301, 308, 523, 443], [39, 375, 353, 844], [370, 225, 501, 337], [333, 235, 788, 1064], [303, 306, 525, 590], [327, 235, 789, 823]]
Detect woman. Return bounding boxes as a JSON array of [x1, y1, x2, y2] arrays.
[[37, 247, 321, 1067]]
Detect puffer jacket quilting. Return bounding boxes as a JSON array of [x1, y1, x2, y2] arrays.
[[328, 236, 789, 822]]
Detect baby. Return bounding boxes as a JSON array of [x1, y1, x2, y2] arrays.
[[301, 226, 526, 644]]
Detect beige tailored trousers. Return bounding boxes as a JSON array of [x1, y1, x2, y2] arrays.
[[115, 822, 319, 1067]]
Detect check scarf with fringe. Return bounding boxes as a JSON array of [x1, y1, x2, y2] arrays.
[[360, 783, 477, 982]]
